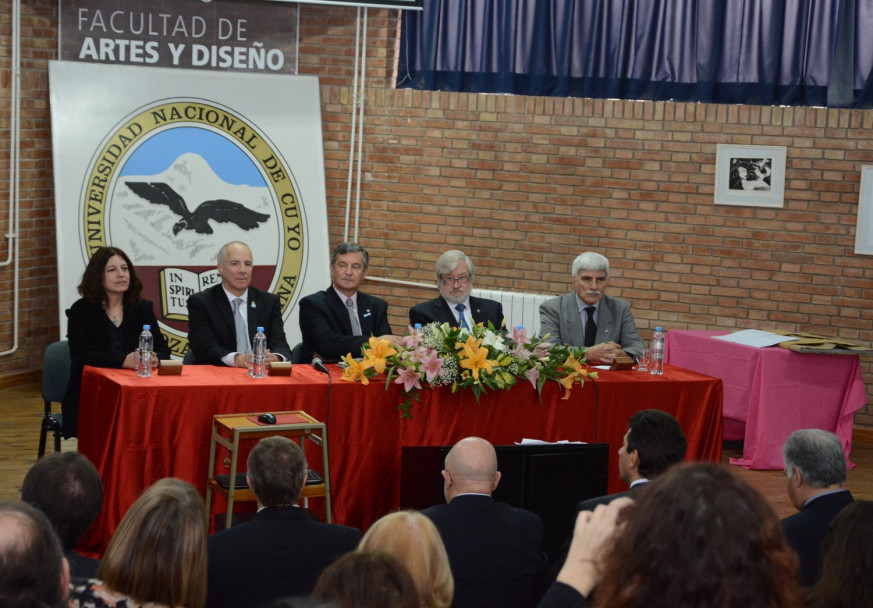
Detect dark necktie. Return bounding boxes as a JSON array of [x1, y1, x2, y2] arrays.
[[584, 306, 597, 347], [455, 304, 471, 331]]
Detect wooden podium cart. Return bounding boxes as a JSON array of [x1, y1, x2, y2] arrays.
[[205, 410, 331, 528]]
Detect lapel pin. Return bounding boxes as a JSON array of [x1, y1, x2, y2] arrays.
[[250, 301, 257, 309]]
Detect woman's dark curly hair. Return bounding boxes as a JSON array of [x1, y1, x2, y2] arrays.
[[806, 500, 873, 608], [592, 463, 804, 608], [77, 247, 142, 308]]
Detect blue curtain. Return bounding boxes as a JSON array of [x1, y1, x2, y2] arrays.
[[397, 0, 873, 108]]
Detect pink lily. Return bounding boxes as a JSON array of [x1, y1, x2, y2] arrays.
[[395, 365, 423, 392]]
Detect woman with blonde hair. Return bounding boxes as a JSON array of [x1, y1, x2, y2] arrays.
[[359, 511, 453, 608], [68, 478, 208, 608]]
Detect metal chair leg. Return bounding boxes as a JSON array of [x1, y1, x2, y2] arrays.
[[38, 419, 49, 458]]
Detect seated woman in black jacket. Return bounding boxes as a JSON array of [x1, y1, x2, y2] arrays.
[[62, 246, 170, 437]]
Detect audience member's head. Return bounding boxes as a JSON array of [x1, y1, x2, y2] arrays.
[[805, 500, 873, 608], [247, 436, 307, 508], [619, 409, 687, 484], [782, 429, 847, 509], [264, 598, 339, 608], [359, 511, 454, 608], [442, 436, 500, 502], [313, 550, 420, 608], [591, 463, 803, 608], [20, 451, 103, 553], [0, 501, 69, 608], [99, 478, 207, 608]]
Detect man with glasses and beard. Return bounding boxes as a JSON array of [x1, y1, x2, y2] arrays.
[[409, 250, 504, 331]]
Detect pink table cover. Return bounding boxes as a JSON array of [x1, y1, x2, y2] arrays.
[[664, 329, 866, 469]]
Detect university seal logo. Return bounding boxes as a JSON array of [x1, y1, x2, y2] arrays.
[[79, 99, 306, 358]]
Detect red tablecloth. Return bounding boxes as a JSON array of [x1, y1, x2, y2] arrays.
[[664, 329, 866, 469], [77, 363, 722, 554]]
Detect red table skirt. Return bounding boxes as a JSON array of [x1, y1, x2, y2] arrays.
[[77, 363, 723, 554]]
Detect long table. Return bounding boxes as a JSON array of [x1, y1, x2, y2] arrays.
[[77, 363, 723, 554], [664, 329, 866, 469]]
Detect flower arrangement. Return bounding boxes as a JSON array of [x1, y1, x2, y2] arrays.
[[340, 322, 598, 419]]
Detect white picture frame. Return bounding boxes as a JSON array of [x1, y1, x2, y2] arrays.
[[714, 144, 786, 208], [854, 166, 873, 255]]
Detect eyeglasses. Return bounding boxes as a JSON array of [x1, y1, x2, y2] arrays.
[[440, 275, 471, 286]]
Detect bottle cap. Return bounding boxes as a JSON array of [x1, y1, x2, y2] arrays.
[[414, 323, 422, 329], [256, 326, 264, 332], [143, 325, 150, 330], [655, 326, 663, 331]]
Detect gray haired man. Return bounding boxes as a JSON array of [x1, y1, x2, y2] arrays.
[[409, 250, 504, 330], [781, 428, 854, 587], [539, 252, 643, 363]]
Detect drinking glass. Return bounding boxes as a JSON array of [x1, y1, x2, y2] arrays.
[[637, 348, 651, 372], [244, 350, 254, 376]]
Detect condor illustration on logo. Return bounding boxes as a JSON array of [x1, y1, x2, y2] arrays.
[[80, 100, 306, 358]]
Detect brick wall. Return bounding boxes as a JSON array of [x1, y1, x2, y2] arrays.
[[3, 2, 872, 427]]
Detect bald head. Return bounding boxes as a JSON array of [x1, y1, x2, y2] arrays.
[[443, 437, 500, 501]]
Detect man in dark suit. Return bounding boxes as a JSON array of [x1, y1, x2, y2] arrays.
[[781, 429, 854, 587], [187, 241, 291, 366], [298, 242, 398, 362], [206, 436, 362, 608], [538, 251, 643, 364], [409, 250, 504, 330], [551, 409, 686, 577], [20, 452, 103, 579], [577, 409, 687, 511], [422, 437, 550, 608]]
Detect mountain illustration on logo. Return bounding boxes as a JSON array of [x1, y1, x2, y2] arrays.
[[125, 181, 271, 235]]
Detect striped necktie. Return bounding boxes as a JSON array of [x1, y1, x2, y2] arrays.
[[346, 298, 362, 336], [455, 304, 471, 331]]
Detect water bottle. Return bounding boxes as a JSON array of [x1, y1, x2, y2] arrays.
[[252, 327, 267, 379], [650, 326, 665, 376], [136, 325, 153, 378]]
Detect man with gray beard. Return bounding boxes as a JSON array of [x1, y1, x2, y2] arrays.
[[409, 250, 504, 330]]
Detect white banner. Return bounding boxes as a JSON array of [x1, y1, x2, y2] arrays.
[[49, 61, 330, 357]]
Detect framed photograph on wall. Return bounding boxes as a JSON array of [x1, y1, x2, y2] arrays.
[[714, 144, 786, 208], [854, 166, 873, 255]]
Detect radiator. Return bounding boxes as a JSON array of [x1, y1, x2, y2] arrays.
[[471, 289, 552, 337]]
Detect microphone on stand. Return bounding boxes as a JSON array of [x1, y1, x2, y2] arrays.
[[312, 357, 330, 375]]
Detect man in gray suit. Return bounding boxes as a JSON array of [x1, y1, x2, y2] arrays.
[[538, 252, 643, 364]]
